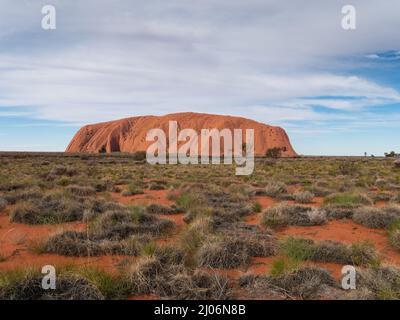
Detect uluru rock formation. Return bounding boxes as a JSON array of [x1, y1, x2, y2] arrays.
[[66, 112, 297, 157]]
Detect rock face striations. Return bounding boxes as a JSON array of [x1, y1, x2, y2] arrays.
[[66, 112, 297, 157]]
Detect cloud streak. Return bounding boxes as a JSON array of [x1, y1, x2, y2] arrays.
[[0, 0, 399, 152]]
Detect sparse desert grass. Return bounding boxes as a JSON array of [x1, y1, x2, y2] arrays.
[[9, 192, 120, 224], [2, 187, 43, 205], [263, 204, 327, 228], [323, 192, 372, 207], [264, 181, 288, 198], [0, 269, 104, 300], [388, 220, 400, 251], [65, 184, 96, 197], [252, 201, 262, 213], [353, 206, 400, 229], [391, 193, 400, 203], [2, 154, 400, 300], [347, 266, 400, 300], [323, 205, 355, 219], [278, 236, 379, 267], [240, 267, 337, 299], [293, 191, 314, 204], [145, 203, 184, 215], [0, 197, 7, 211], [90, 208, 175, 240], [197, 237, 250, 268], [128, 250, 231, 299], [121, 182, 144, 196], [43, 230, 145, 257]]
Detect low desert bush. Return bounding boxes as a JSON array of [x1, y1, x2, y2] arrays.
[[3, 187, 43, 205], [128, 254, 231, 299], [0, 271, 104, 300], [353, 206, 400, 229], [307, 184, 333, 197], [0, 197, 7, 211], [350, 241, 380, 267], [82, 199, 123, 221], [65, 185, 96, 197], [176, 192, 203, 211], [324, 205, 355, 219], [278, 237, 378, 267], [180, 217, 212, 256], [293, 191, 314, 204], [77, 267, 130, 299], [90, 208, 175, 240], [347, 266, 400, 300], [216, 222, 277, 256], [196, 224, 277, 269], [239, 267, 337, 299], [49, 165, 77, 177], [145, 204, 184, 215], [44, 230, 148, 257], [263, 204, 327, 228], [147, 179, 167, 190], [264, 182, 288, 198], [197, 237, 250, 268], [252, 202, 262, 213], [388, 220, 400, 251], [121, 182, 144, 196], [323, 192, 372, 207], [10, 193, 86, 224], [391, 193, 400, 203]]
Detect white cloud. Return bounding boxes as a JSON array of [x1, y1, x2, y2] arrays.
[[0, 0, 399, 130]]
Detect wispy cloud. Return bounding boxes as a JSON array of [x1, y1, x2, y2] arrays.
[[0, 0, 399, 154]]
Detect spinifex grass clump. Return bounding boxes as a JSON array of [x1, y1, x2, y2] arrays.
[[10, 193, 85, 224], [44, 231, 149, 257], [9, 191, 121, 225], [0, 270, 104, 300], [323, 192, 372, 207], [239, 267, 338, 300], [347, 266, 400, 300], [276, 236, 379, 269], [146, 203, 184, 215], [128, 246, 232, 300], [65, 184, 96, 197], [0, 196, 7, 211], [263, 204, 327, 228], [121, 182, 144, 196], [293, 191, 315, 204], [388, 220, 400, 251], [43, 207, 175, 257], [352, 206, 400, 229]]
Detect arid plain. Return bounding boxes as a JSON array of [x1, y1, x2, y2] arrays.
[[1, 152, 400, 299]]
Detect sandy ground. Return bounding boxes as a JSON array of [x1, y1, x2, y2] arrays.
[[1, 188, 400, 300]]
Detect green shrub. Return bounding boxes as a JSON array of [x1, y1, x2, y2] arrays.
[[324, 192, 372, 207]]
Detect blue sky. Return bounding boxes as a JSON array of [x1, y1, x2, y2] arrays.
[[0, 0, 399, 155]]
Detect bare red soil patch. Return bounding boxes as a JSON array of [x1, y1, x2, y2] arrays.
[[253, 196, 276, 210], [375, 200, 388, 207]]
